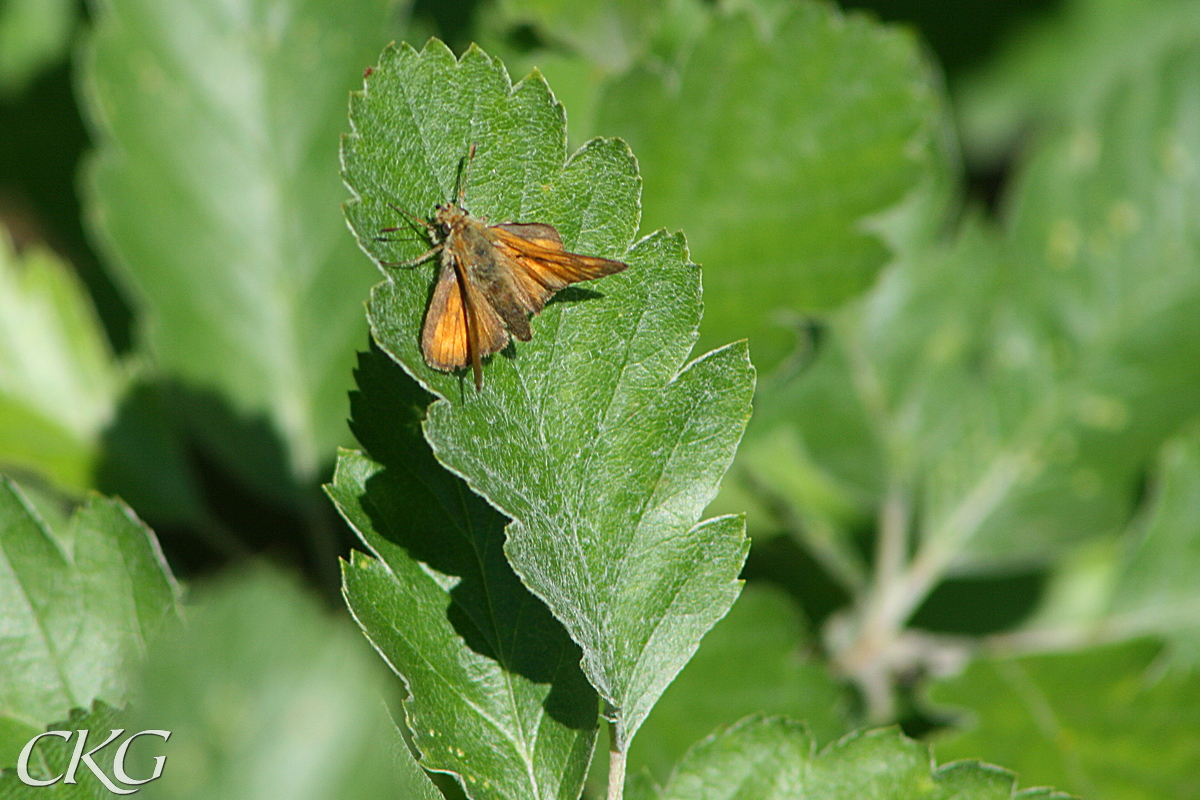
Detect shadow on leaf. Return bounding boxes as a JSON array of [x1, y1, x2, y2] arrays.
[[347, 342, 596, 731]]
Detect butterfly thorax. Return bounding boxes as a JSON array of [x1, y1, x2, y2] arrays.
[[435, 203, 503, 288]]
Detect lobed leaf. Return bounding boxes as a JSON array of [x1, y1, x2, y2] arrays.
[[931, 639, 1200, 800], [341, 40, 755, 751], [631, 716, 1069, 800], [329, 347, 598, 800]]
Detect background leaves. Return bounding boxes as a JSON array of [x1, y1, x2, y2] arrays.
[[124, 567, 412, 800], [0, 477, 180, 767], [0, 0, 75, 97], [0, 234, 122, 492], [595, 1, 957, 372], [931, 640, 1200, 800], [627, 584, 853, 782], [80, 0, 394, 483], [3, 0, 1198, 797], [631, 717, 1066, 800]]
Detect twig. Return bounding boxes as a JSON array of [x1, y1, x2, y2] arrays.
[[607, 720, 625, 800]]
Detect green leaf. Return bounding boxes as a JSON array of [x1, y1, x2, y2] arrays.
[[1103, 426, 1200, 661], [341, 40, 755, 751], [628, 584, 853, 782], [473, 46, 607, 151], [0, 477, 181, 767], [1011, 423, 1200, 665], [0, 703, 124, 799], [746, 42, 1200, 584], [329, 346, 598, 800], [957, 0, 1200, 163], [931, 639, 1200, 800], [489, 0, 694, 73], [988, 43, 1200, 556], [742, 221, 1062, 581], [0, 0, 74, 96], [80, 0, 394, 481], [0, 233, 123, 492], [632, 717, 1068, 800], [123, 567, 410, 800], [595, 1, 958, 371]]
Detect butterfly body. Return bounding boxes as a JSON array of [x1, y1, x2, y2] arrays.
[[416, 197, 628, 389]]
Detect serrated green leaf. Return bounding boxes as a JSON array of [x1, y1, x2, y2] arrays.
[[628, 584, 853, 782], [931, 639, 1200, 800], [0, 477, 180, 767], [80, 0, 394, 481], [0, 702, 124, 800], [342, 40, 755, 751], [329, 346, 598, 800], [595, 1, 957, 371], [0, 233, 123, 492], [635, 717, 1067, 800], [473, 45, 607, 151], [122, 567, 407, 800], [0, 0, 75, 96]]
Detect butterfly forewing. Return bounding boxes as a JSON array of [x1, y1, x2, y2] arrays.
[[490, 224, 628, 314]]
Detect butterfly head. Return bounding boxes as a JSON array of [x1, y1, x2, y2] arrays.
[[433, 200, 469, 233]]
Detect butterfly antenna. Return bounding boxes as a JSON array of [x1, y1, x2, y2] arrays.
[[458, 142, 477, 206], [381, 201, 434, 233]]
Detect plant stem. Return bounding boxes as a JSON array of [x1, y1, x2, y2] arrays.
[[893, 451, 1028, 625], [607, 720, 625, 800], [839, 452, 1030, 721], [876, 483, 910, 598], [858, 482, 911, 720]]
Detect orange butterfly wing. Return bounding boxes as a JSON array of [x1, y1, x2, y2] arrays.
[[490, 223, 628, 314], [421, 258, 509, 388], [421, 262, 470, 371]]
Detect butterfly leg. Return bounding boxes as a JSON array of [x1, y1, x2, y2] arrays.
[[380, 242, 443, 269]]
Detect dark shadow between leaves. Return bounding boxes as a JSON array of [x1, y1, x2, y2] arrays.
[[348, 342, 597, 731], [94, 379, 357, 594]]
